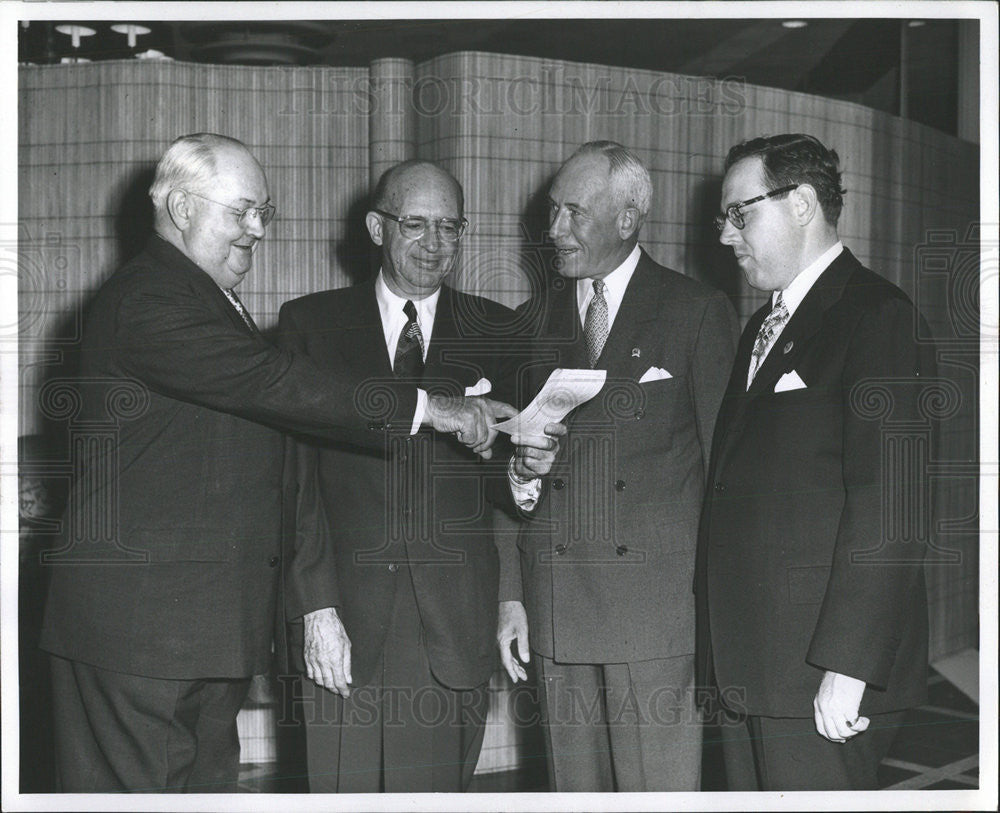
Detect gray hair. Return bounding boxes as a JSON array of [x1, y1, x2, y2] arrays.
[[568, 140, 653, 217], [148, 133, 246, 210]]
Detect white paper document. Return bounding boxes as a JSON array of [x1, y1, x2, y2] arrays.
[[492, 368, 606, 436]]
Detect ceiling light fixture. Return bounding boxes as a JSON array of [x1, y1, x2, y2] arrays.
[[907, 20, 926, 28], [55, 24, 96, 49], [781, 20, 809, 29], [111, 24, 152, 49]]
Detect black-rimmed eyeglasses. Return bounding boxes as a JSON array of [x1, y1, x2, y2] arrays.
[[374, 209, 468, 242], [185, 190, 276, 228], [713, 184, 798, 233]]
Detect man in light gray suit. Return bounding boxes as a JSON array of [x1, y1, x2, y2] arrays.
[[497, 141, 739, 791]]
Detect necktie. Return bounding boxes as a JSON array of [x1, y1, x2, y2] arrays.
[[223, 288, 260, 334], [584, 279, 609, 368], [393, 300, 425, 379], [747, 292, 789, 388]]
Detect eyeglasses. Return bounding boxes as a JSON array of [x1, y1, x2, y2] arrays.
[[185, 190, 276, 228], [713, 184, 798, 233], [374, 209, 468, 242]]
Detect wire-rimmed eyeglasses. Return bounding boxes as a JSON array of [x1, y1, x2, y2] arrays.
[[374, 209, 468, 242], [713, 184, 798, 233], [185, 190, 276, 228]]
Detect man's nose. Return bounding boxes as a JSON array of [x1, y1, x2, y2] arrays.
[[419, 222, 442, 251], [244, 212, 266, 239], [718, 218, 740, 246], [550, 207, 569, 240]]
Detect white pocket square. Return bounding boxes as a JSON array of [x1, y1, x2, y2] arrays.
[[639, 366, 672, 383], [465, 377, 492, 397], [775, 370, 807, 392]]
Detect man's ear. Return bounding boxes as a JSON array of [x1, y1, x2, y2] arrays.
[[617, 206, 642, 240], [166, 189, 193, 232], [791, 184, 820, 225], [365, 211, 384, 246]]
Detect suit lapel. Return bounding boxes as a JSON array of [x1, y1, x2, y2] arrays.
[[746, 249, 857, 396], [596, 252, 662, 380], [423, 287, 477, 394], [346, 281, 394, 378], [711, 249, 861, 470]]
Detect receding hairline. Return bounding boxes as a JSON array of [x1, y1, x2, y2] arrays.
[[373, 160, 464, 213]]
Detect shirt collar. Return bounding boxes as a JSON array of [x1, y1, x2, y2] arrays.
[[375, 270, 441, 358], [576, 243, 642, 323], [775, 241, 844, 318]]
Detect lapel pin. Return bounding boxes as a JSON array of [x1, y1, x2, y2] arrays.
[[631, 347, 641, 358], [783, 341, 794, 354]]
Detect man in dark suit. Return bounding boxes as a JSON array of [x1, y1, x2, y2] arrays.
[[278, 160, 530, 792], [39, 135, 513, 793], [696, 133, 935, 790], [497, 141, 739, 791]]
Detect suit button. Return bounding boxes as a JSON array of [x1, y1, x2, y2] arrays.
[[634, 409, 644, 420], [269, 556, 280, 567], [616, 545, 628, 556], [552, 479, 566, 490], [554, 544, 567, 555], [615, 479, 626, 491], [388, 563, 398, 572], [714, 482, 725, 492]]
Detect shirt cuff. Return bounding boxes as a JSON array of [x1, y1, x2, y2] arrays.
[[411, 388, 428, 435], [508, 455, 541, 510]]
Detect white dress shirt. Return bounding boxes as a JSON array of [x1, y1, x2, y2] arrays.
[[375, 270, 441, 433], [510, 244, 644, 509]]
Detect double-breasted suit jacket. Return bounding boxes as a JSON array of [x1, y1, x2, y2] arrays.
[[40, 237, 416, 681], [504, 251, 739, 664], [278, 282, 518, 690], [696, 248, 934, 717]]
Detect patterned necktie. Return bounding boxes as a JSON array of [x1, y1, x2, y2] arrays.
[[223, 288, 260, 335], [393, 299, 425, 379], [747, 292, 789, 388], [584, 279, 609, 368]]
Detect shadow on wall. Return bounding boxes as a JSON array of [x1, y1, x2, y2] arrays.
[[114, 165, 156, 268], [334, 189, 379, 288], [688, 175, 743, 305]]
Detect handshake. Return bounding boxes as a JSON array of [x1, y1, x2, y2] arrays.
[[423, 394, 563, 466]]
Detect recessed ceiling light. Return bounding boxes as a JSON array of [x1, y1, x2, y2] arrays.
[[908, 20, 926, 28], [781, 20, 809, 29]]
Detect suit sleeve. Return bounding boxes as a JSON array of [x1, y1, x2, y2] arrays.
[[690, 290, 740, 475], [806, 294, 934, 689], [114, 274, 417, 443], [277, 303, 341, 620]]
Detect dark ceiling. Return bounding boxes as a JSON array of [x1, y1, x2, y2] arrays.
[[18, 18, 964, 136]]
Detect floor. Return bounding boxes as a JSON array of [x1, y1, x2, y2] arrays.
[[236, 667, 979, 793]]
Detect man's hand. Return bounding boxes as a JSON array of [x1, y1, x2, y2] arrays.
[[497, 600, 530, 683], [424, 394, 518, 459], [303, 607, 352, 697], [511, 422, 567, 480], [813, 670, 869, 742]]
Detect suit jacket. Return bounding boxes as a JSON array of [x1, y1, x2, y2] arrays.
[[696, 248, 933, 718], [278, 282, 519, 690], [40, 236, 416, 680], [502, 250, 739, 664]]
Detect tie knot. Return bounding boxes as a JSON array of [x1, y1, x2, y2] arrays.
[[592, 279, 606, 297], [403, 300, 418, 321]]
